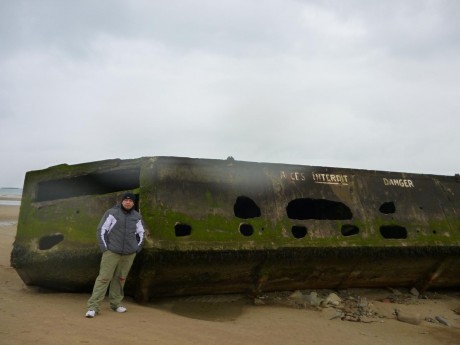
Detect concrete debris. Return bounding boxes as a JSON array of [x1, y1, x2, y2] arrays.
[[254, 289, 378, 322], [435, 316, 451, 326], [305, 291, 323, 307], [321, 308, 342, 320], [253, 287, 457, 326], [322, 292, 342, 307], [388, 288, 403, 296], [409, 287, 420, 297], [395, 309, 421, 325], [425, 316, 452, 326]]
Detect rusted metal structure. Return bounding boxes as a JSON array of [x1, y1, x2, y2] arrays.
[[11, 156, 460, 300]]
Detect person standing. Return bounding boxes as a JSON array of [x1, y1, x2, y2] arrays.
[[85, 192, 145, 318]]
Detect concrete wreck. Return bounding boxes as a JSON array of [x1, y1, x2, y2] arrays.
[[11, 156, 460, 301]]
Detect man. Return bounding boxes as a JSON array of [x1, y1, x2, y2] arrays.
[[85, 192, 145, 318]]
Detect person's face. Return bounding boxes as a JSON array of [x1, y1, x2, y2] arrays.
[[122, 198, 135, 210]]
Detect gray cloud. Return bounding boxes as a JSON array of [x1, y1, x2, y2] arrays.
[[1, 0, 460, 187]]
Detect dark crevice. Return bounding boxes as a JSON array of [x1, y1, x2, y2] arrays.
[[38, 234, 64, 250], [291, 225, 307, 239], [175, 223, 192, 237], [36, 168, 140, 202], [234, 196, 261, 219], [379, 202, 396, 214], [286, 198, 352, 220], [239, 223, 254, 236], [380, 225, 407, 239], [341, 224, 359, 237]]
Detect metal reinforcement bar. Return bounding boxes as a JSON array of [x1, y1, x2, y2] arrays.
[[11, 156, 460, 300]]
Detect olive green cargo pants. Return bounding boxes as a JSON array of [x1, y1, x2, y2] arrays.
[[87, 250, 136, 312]]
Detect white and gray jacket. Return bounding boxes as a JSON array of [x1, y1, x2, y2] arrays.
[[97, 204, 145, 255]]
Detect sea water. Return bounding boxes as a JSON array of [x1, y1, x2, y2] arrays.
[[0, 187, 22, 206]]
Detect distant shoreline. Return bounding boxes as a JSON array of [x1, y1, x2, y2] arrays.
[[0, 201, 21, 206], [0, 194, 21, 206], [0, 187, 23, 202], [0, 196, 22, 201]]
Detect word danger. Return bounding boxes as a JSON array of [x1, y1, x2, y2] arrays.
[[383, 178, 415, 188]]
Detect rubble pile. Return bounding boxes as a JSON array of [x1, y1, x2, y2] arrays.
[[254, 287, 457, 327]]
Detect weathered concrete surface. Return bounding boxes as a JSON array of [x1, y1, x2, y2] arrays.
[[11, 156, 460, 300]]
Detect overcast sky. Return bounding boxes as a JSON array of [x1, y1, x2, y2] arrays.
[[1, 0, 459, 188]]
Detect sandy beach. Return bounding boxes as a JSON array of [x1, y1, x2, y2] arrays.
[[1, 203, 460, 345]]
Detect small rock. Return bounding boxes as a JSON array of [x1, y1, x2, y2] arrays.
[[324, 292, 342, 307], [389, 288, 403, 296], [396, 310, 421, 325], [305, 291, 322, 307], [358, 296, 368, 308], [409, 287, 420, 297], [254, 298, 266, 305], [289, 290, 305, 301], [322, 308, 342, 320], [435, 316, 451, 326]]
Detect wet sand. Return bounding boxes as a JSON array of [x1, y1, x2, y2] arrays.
[[1, 203, 460, 345]]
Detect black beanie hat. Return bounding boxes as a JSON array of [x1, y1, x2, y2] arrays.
[[121, 192, 135, 201]]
